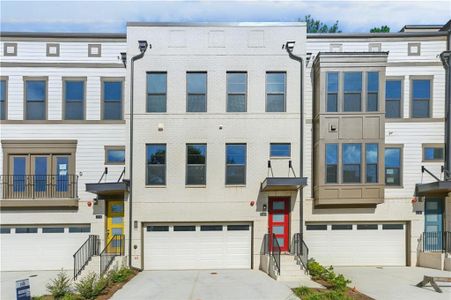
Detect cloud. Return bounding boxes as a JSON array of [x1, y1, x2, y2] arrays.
[[1, 0, 450, 33]]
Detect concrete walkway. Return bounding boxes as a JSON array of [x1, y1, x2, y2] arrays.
[[111, 270, 299, 300], [335, 266, 451, 300]]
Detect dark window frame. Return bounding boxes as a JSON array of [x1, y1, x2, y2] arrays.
[[325, 143, 338, 184], [326, 72, 339, 112], [186, 72, 207, 113], [225, 143, 246, 185], [226, 71, 247, 112], [102, 77, 124, 120], [146, 144, 167, 186], [385, 78, 403, 119], [365, 143, 379, 183], [105, 146, 125, 165], [306, 224, 328, 231], [186, 143, 207, 186], [423, 145, 444, 162], [146, 72, 167, 113], [411, 77, 432, 119], [0, 77, 7, 120], [24, 77, 47, 120], [385, 145, 403, 187], [63, 78, 86, 120], [265, 71, 287, 112], [367, 71, 379, 112], [343, 72, 362, 112], [270, 143, 291, 158], [342, 143, 362, 183]]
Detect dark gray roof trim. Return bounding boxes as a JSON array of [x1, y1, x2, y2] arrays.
[[400, 25, 443, 32], [441, 20, 451, 32], [0, 32, 126, 39], [415, 181, 451, 197], [307, 31, 447, 39], [261, 177, 308, 192], [127, 21, 305, 27], [317, 51, 389, 56]]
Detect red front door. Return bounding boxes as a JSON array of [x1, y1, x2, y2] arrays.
[[268, 197, 290, 252]]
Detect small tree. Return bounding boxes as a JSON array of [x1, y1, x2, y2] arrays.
[[370, 25, 390, 33], [301, 15, 341, 33]]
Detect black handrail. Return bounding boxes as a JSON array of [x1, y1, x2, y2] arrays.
[[293, 233, 309, 272], [0, 174, 78, 199], [421, 231, 451, 253], [262, 233, 281, 275], [100, 235, 125, 276], [73, 235, 99, 280]]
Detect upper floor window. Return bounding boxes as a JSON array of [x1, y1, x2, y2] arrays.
[[266, 72, 286, 112], [103, 80, 123, 120], [342, 143, 361, 183], [411, 79, 431, 118], [385, 147, 402, 186], [365, 144, 378, 183], [25, 79, 46, 120], [227, 72, 247, 112], [367, 72, 379, 112], [0, 79, 6, 120], [147, 72, 167, 113], [187, 72, 207, 112], [226, 144, 246, 185], [64, 79, 85, 120], [270, 143, 291, 158], [423, 145, 444, 162], [105, 146, 125, 165], [326, 72, 338, 112], [385, 80, 402, 118], [343, 72, 362, 112], [186, 144, 206, 185], [325, 144, 338, 183], [146, 144, 166, 185]]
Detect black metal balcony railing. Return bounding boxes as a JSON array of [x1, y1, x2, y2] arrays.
[[421, 231, 451, 253], [0, 174, 78, 199]]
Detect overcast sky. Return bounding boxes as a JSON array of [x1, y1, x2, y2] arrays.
[[1, 0, 450, 33]]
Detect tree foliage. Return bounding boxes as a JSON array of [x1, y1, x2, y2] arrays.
[[302, 15, 341, 33], [370, 25, 390, 33]]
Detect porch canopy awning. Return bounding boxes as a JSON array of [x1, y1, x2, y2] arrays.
[[85, 181, 128, 197], [260, 177, 308, 192], [415, 180, 451, 197]]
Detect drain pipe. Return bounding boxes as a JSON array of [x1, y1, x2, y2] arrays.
[[284, 41, 304, 239], [122, 40, 150, 268], [440, 50, 451, 180]]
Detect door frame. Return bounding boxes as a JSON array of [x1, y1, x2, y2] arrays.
[[105, 200, 125, 251], [268, 197, 290, 252]]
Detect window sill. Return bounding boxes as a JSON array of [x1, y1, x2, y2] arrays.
[[185, 185, 207, 188], [145, 185, 166, 188], [0, 120, 126, 124], [385, 185, 404, 189], [0, 199, 79, 209], [225, 184, 246, 188], [386, 118, 444, 123]]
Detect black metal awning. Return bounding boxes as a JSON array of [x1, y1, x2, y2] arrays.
[[260, 177, 308, 192], [415, 180, 451, 197], [85, 181, 128, 197]]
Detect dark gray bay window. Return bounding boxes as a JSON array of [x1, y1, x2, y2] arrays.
[[343, 72, 362, 112]]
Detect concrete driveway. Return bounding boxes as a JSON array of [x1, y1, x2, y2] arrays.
[[335, 266, 451, 300], [111, 270, 298, 300]]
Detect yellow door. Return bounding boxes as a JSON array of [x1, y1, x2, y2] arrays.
[[106, 200, 124, 254]]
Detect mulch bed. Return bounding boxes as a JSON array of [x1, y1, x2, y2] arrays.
[[96, 268, 139, 300], [311, 279, 374, 300]]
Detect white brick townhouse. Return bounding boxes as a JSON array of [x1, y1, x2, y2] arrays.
[[0, 21, 450, 278]]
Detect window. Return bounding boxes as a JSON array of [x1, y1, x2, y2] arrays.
[[68, 226, 90, 233], [306, 224, 327, 231], [103, 80, 123, 120], [266, 72, 286, 112], [0, 79, 6, 120], [326, 72, 338, 112], [343, 72, 362, 112], [342, 144, 361, 183], [226, 144, 246, 185], [385, 80, 402, 118], [0, 227, 11, 234], [227, 225, 250, 231], [325, 144, 338, 183], [16, 227, 38, 234], [382, 224, 404, 230], [385, 147, 402, 186], [147, 226, 169, 232], [105, 146, 125, 165], [64, 80, 85, 120], [366, 144, 378, 183], [367, 72, 379, 112], [411, 79, 431, 118], [201, 225, 223, 231], [187, 72, 207, 112], [147, 72, 167, 112], [174, 225, 196, 232], [270, 143, 291, 158], [423, 145, 444, 161], [357, 224, 378, 230], [331, 224, 352, 230], [146, 144, 166, 185], [186, 144, 206, 185], [227, 72, 247, 112], [42, 227, 65, 233], [25, 79, 46, 120]]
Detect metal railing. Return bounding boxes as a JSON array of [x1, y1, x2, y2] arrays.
[[263, 233, 281, 275], [100, 235, 125, 276], [421, 231, 451, 253], [292, 233, 309, 272], [0, 174, 78, 199], [73, 235, 99, 280]]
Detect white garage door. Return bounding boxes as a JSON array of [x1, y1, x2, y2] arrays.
[[304, 223, 406, 266], [144, 224, 251, 270], [1, 225, 91, 271]]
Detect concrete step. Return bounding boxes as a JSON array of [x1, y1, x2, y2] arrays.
[[277, 274, 311, 282]]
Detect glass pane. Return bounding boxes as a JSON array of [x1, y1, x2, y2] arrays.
[[147, 73, 167, 93], [344, 93, 361, 112], [26, 102, 45, 120], [112, 228, 122, 235], [111, 204, 123, 213], [270, 143, 291, 157], [326, 165, 338, 183], [103, 102, 122, 120], [56, 157, 69, 192], [13, 157, 26, 192], [200, 225, 223, 231], [275, 238, 284, 247], [366, 164, 378, 183], [386, 80, 402, 99], [227, 95, 246, 112], [227, 225, 249, 231], [272, 214, 284, 222], [385, 168, 400, 185], [26, 81, 46, 101], [226, 166, 245, 184], [186, 165, 206, 185], [327, 94, 337, 112], [344, 72, 362, 92], [227, 73, 247, 93], [272, 201, 285, 210], [412, 100, 430, 118], [104, 81, 122, 101], [412, 79, 430, 99], [326, 144, 338, 164], [147, 144, 166, 164], [65, 101, 84, 120], [367, 72, 379, 92], [0, 101, 4, 120], [327, 72, 338, 92], [174, 225, 196, 232], [107, 149, 125, 163], [266, 94, 285, 112], [42, 227, 65, 233], [147, 95, 167, 112], [112, 217, 123, 224], [187, 145, 206, 164], [147, 165, 166, 185], [187, 95, 206, 112], [367, 93, 378, 112], [385, 148, 400, 167], [0, 80, 5, 102], [16, 227, 38, 234], [343, 144, 361, 164], [147, 226, 169, 232], [424, 147, 444, 160], [343, 164, 361, 183], [386, 100, 401, 118], [266, 73, 286, 93], [366, 144, 378, 164], [34, 156, 47, 192], [65, 81, 84, 101], [226, 144, 246, 165], [187, 73, 206, 93]]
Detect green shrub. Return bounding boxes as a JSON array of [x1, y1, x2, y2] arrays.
[[294, 285, 312, 297], [75, 273, 108, 300], [307, 259, 326, 279], [46, 270, 72, 299], [329, 274, 351, 291], [108, 267, 133, 283]]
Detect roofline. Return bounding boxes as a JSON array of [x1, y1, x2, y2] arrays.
[[0, 32, 126, 39], [441, 20, 451, 31], [307, 31, 448, 39], [400, 24, 443, 32], [127, 21, 305, 27]]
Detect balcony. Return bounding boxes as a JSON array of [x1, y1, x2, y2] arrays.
[[0, 174, 79, 209]]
